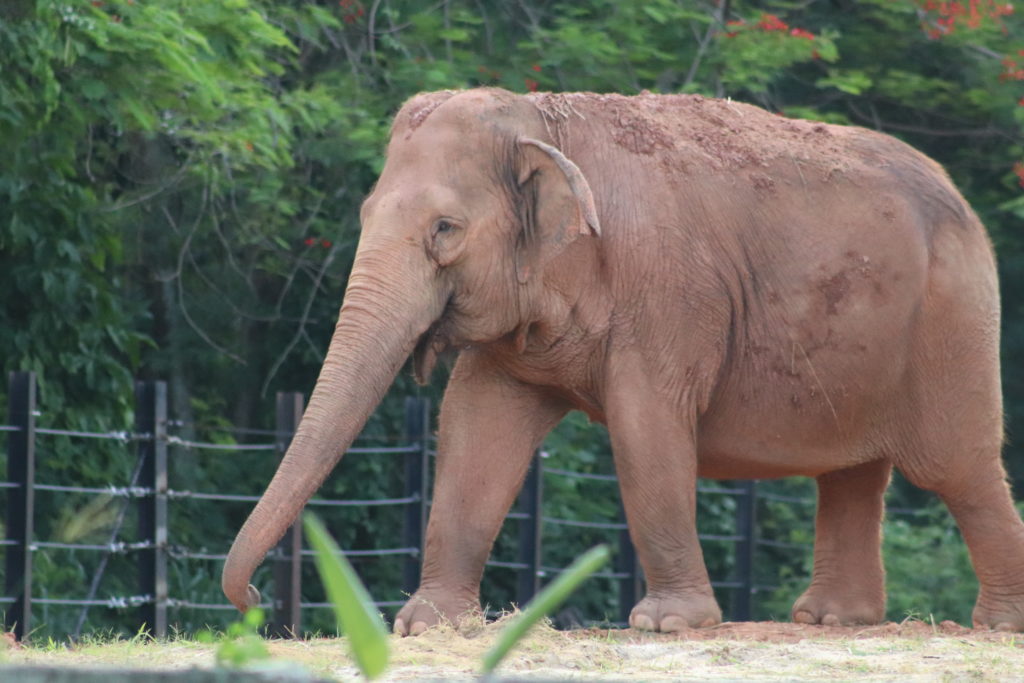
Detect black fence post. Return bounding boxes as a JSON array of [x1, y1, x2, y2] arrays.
[[732, 480, 757, 621], [516, 451, 544, 607], [402, 397, 430, 597], [270, 391, 304, 639], [136, 380, 168, 638], [616, 502, 643, 624], [5, 371, 36, 641]]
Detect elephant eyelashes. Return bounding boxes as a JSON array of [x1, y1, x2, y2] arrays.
[[434, 219, 456, 235]]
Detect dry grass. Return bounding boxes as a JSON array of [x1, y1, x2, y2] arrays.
[[3, 619, 1024, 681]]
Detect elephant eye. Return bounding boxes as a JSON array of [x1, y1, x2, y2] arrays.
[[435, 219, 455, 235]]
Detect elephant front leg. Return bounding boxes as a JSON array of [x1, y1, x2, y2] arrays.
[[394, 354, 568, 636], [606, 379, 722, 632], [792, 459, 891, 626]]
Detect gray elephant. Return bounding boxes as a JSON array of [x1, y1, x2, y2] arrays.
[[223, 88, 1024, 633]]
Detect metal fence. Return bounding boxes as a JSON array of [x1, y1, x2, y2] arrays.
[[0, 370, 812, 641]]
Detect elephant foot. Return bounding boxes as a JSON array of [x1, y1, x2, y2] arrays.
[[393, 588, 480, 637], [629, 592, 722, 632], [973, 594, 1024, 632], [791, 585, 885, 626]]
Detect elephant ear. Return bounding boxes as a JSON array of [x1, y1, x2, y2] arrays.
[[515, 137, 601, 284]]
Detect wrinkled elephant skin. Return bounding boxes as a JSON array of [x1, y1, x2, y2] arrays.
[[223, 89, 1024, 634]]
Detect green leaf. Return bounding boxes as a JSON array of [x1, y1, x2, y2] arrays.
[[437, 27, 470, 42], [481, 544, 610, 675], [816, 69, 873, 95], [303, 513, 390, 680], [643, 6, 668, 23], [79, 78, 107, 100]]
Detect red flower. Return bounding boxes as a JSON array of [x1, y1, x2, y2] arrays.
[[790, 27, 815, 40], [304, 237, 316, 247], [1014, 161, 1024, 188], [757, 13, 789, 31], [724, 19, 744, 38], [321, 239, 332, 248], [525, 78, 539, 92], [532, 64, 542, 72], [91, 0, 102, 6]]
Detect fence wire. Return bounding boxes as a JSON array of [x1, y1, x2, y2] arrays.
[[35, 427, 144, 442], [0, 379, 827, 641]]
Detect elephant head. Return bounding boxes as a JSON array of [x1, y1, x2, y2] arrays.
[[221, 88, 601, 612]]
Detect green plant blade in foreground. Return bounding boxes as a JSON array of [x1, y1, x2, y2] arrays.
[[481, 544, 611, 675], [303, 513, 390, 680]]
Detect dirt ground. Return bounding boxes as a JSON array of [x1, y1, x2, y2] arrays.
[[4, 619, 1024, 681]]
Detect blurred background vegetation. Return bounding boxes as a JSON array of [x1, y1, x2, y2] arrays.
[[1, 0, 1021, 639]]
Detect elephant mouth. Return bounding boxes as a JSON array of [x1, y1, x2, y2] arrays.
[[411, 301, 456, 387], [412, 318, 454, 385]]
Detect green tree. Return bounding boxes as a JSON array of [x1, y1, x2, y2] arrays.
[[3, 0, 1023, 638]]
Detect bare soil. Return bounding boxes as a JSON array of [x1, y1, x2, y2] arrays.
[[573, 617, 1017, 643], [5, 620, 1024, 681]]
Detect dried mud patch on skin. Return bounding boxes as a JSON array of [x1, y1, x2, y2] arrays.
[[535, 91, 850, 176], [400, 90, 457, 138], [611, 110, 675, 156]]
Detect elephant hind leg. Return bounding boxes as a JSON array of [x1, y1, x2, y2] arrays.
[[901, 450, 1024, 631], [792, 458, 891, 626], [893, 353, 1024, 630], [942, 475, 1024, 631]]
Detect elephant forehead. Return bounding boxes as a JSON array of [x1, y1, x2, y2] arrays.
[[383, 136, 493, 188], [362, 184, 464, 223]]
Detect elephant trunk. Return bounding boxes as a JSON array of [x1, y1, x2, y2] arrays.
[[222, 240, 442, 612]]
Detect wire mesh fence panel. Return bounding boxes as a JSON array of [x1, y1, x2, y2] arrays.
[[0, 369, 831, 641]]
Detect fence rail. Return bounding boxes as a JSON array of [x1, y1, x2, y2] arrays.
[[0, 370, 812, 642]]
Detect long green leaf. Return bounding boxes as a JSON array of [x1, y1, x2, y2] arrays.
[[303, 513, 390, 680], [481, 544, 611, 675]]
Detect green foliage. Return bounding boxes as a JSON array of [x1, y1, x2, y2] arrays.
[[302, 513, 389, 680], [197, 608, 271, 669], [882, 509, 977, 625], [302, 511, 607, 679], [3, 0, 1023, 639], [481, 544, 610, 675]]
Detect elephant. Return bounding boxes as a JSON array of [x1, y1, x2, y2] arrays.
[[222, 87, 1024, 634]]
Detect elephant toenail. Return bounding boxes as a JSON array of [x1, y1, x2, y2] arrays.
[[995, 622, 1015, 632], [632, 614, 656, 631], [822, 614, 841, 626], [793, 610, 817, 625], [394, 618, 406, 635], [660, 616, 688, 632], [699, 617, 718, 628], [410, 621, 429, 636]]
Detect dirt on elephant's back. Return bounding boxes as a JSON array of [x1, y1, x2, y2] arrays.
[[571, 619, 1014, 643]]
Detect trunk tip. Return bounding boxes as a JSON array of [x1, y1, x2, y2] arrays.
[[223, 580, 262, 613], [246, 584, 261, 610]]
